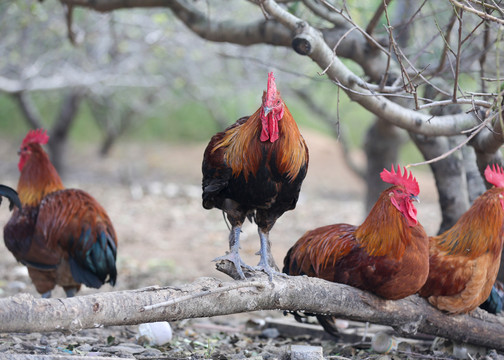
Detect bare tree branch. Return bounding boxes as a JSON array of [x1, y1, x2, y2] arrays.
[[365, 0, 393, 37], [293, 88, 365, 179], [0, 269, 503, 351], [449, 0, 504, 25], [261, 0, 484, 136]]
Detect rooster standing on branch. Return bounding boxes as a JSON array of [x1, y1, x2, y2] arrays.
[[202, 72, 309, 280], [283, 165, 429, 336], [0, 185, 21, 211], [3, 129, 118, 298], [419, 164, 504, 314]]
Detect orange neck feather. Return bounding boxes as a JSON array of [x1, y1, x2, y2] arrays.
[[355, 186, 413, 259], [213, 105, 307, 181], [434, 187, 504, 258], [17, 145, 64, 207]]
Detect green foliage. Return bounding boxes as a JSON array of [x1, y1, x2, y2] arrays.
[[124, 101, 218, 143], [0, 96, 26, 136]]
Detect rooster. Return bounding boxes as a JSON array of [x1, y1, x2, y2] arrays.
[[202, 72, 309, 280], [0, 185, 21, 211], [3, 129, 118, 298], [283, 165, 429, 336], [418, 164, 504, 314]]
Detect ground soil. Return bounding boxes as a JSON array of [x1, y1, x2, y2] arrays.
[[0, 129, 499, 359]]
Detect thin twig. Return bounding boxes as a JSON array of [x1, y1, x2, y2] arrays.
[[417, 98, 492, 110], [142, 281, 265, 311], [379, 0, 394, 90], [480, 14, 490, 95], [407, 113, 495, 168], [449, 0, 504, 24], [453, 8, 463, 103], [366, 0, 393, 36], [434, 13, 457, 74], [383, 2, 414, 94], [320, 26, 358, 76], [318, 0, 391, 55]]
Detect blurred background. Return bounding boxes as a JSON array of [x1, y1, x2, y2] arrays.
[[0, 0, 476, 297]]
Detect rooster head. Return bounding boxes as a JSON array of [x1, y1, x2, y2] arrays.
[[260, 72, 285, 143], [18, 128, 49, 172], [381, 165, 420, 227], [485, 164, 504, 210]]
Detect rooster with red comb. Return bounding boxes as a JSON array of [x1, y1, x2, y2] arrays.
[[283, 165, 429, 336], [202, 72, 309, 280], [4, 129, 118, 298], [419, 164, 504, 313]]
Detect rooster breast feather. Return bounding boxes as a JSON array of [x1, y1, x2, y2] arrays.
[[202, 113, 308, 222], [36, 189, 118, 288]]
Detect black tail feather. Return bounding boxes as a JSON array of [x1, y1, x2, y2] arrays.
[[0, 185, 21, 211], [69, 228, 117, 289], [316, 315, 340, 339], [284, 310, 340, 339]]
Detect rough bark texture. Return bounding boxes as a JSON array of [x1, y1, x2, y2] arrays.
[[411, 134, 470, 233], [0, 264, 503, 351], [47, 90, 84, 173]]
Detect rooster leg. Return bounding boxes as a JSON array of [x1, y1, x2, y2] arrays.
[[255, 229, 287, 281], [213, 225, 252, 279], [41, 291, 52, 299], [65, 288, 78, 298]]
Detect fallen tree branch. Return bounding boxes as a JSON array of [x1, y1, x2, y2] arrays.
[[0, 262, 503, 351]]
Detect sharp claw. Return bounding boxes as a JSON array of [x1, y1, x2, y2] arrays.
[[213, 252, 252, 279], [254, 259, 286, 281]]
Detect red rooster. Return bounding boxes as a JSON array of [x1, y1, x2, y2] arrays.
[[3, 129, 118, 298], [419, 164, 504, 314], [202, 72, 309, 280], [0, 185, 21, 211], [283, 165, 429, 335]]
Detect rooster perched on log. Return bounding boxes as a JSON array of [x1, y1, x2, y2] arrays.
[[0, 185, 21, 211], [202, 72, 309, 280], [283, 165, 429, 336], [3, 129, 118, 298], [419, 164, 504, 314]]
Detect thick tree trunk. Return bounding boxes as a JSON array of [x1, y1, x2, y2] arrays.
[[47, 90, 85, 174], [364, 118, 404, 212], [1, 264, 503, 351], [410, 134, 470, 233]]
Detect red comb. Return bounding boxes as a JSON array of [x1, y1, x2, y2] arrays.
[[484, 164, 504, 188], [380, 165, 420, 196], [265, 72, 278, 103], [21, 129, 49, 147]]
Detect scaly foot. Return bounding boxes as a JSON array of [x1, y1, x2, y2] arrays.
[[213, 252, 253, 280], [254, 258, 288, 281]]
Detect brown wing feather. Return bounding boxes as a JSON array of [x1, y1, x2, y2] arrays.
[[36, 189, 117, 253], [283, 224, 358, 280], [34, 189, 117, 289]]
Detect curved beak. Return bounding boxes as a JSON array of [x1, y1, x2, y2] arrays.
[[410, 194, 420, 203], [263, 106, 272, 116]]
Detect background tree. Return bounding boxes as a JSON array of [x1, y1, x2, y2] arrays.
[[4, 0, 504, 236], [47, 0, 504, 234]]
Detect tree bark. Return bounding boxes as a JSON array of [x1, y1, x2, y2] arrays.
[[0, 264, 503, 351], [47, 90, 85, 174], [411, 134, 470, 233], [364, 119, 405, 212]]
